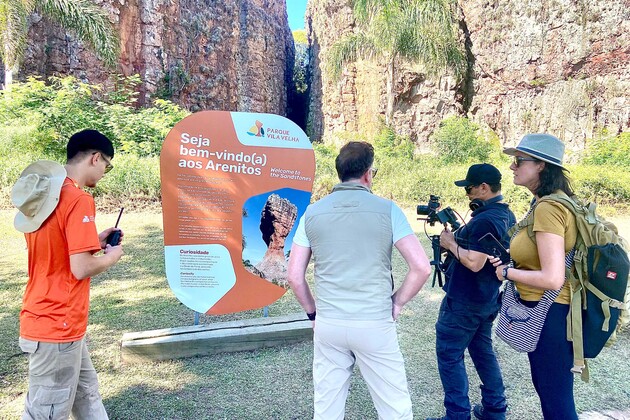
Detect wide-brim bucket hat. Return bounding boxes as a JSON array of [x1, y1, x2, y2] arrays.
[[12, 160, 67, 233], [503, 133, 565, 168]]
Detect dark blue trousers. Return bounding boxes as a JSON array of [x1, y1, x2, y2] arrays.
[[524, 301, 578, 420], [436, 296, 507, 420]]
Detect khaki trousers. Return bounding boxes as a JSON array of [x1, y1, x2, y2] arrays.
[[19, 337, 108, 420], [313, 317, 413, 420]]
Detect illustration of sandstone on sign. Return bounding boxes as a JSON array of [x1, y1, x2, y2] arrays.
[[251, 194, 297, 286]]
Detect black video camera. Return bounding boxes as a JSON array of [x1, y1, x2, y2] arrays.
[[417, 195, 461, 231], [417, 195, 462, 288]]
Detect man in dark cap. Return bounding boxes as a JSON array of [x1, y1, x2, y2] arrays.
[[428, 163, 515, 420], [14, 129, 123, 419]]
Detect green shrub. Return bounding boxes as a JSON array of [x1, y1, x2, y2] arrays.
[[430, 116, 494, 164], [374, 126, 414, 159], [312, 142, 338, 201], [583, 131, 630, 167], [0, 155, 32, 207], [0, 75, 187, 210], [501, 180, 535, 216], [0, 75, 189, 160], [103, 100, 189, 156], [570, 164, 630, 214], [92, 155, 162, 210], [374, 155, 445, 204], [0, 154, 162, 210], [1, 78, 628, 218], [0, 120, 55, 158]]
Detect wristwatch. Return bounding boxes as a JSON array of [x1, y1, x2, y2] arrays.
[[502, 266, 510, 281], [307, 311, 316, 321]]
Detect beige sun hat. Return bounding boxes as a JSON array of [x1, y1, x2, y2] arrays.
[[12, 160, 67, 233]]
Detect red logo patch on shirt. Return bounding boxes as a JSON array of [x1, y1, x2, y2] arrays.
[[606, 271, 617, 280]]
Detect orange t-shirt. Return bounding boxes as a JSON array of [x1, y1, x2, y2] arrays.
[[20, 178, 102, 342]]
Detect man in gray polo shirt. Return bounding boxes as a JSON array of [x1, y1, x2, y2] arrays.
[[288, 141, 431, 420]]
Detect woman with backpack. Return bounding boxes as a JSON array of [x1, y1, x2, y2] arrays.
[[491, 133, 578, 419]]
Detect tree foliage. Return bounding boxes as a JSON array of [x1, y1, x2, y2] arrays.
[[329, 0, 464, 77], [583, 131, 630, 168], [374, 125, 414, 159], [430, 116, 493, 164], [292, 30, 309, 94], [326, 0, 465, 124], [292, 29, 307, 45], [0, 0, 119, 86], [0, 75, 189, 160]]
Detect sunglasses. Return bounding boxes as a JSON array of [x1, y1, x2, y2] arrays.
[[465, 184, 478, 194], [513, 156, 539, 167], [370, 167, 378, 178], [94, 152, 114, 174]]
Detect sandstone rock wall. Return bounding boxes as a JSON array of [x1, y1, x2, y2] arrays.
[[306, 0, 462, 144], [22, 0, 294, 114], [463, 0, 629, 156], [306, 0, 629, 153]]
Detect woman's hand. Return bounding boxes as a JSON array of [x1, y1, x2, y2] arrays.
[[488, 255, 508, 281], [488, 255, 503, 267]]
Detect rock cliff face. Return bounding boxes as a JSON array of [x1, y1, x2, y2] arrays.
[[22, 0, 294, 114], [462, 0, 629, 155], [306, 0, 462, 145], [253, 194, 297, 286], [306, 0, 629, 154]]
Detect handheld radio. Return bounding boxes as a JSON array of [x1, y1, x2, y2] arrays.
[[106, 207, 124, 246]]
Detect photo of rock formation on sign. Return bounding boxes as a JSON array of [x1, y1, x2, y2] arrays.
[[254, 194, 297, 285], [241, 189, 311, 286]]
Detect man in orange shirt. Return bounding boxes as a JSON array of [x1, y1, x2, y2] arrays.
[[12, 129, 124, 419]]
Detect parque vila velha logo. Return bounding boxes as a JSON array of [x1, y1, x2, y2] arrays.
[[246, 120, 300, 143], [247, 120, 265, 137]]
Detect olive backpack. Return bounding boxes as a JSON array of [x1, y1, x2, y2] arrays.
[[517, 191, 629, 382]]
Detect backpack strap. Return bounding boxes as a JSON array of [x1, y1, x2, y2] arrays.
[[510, 198, 537, 243], [519, 193, 576, 244], [561, 249, 587, 379], [568, 277, 588, 380], [536, 193, 594, 381]]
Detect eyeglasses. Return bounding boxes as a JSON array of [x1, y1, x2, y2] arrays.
[[465, 184, 478, 194], [94, 152, 113, 174], [513, 156, 539, 167], [370, 167, 378, 178]]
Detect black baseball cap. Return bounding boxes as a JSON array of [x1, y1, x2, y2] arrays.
[[67, 129, 114, 160], [454, 163, 501, 187]]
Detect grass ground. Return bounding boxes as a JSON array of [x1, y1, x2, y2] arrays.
[[0, 208, 629, 419]]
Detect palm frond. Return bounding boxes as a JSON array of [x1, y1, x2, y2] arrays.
[[400, 0, 465, 78], [407, 0, 453, 28], [0, 0, 31, 70], [353, 0, 386, 24], [330, 0, 465, 81], [36, 0, 119, 67], [327, 32, 378, 81]]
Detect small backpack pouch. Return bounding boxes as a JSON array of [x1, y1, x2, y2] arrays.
[[581, 243, 629, 358]]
